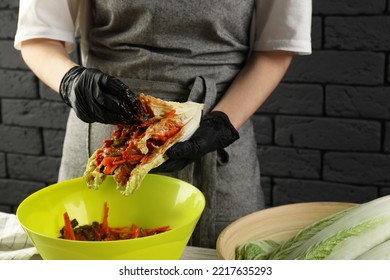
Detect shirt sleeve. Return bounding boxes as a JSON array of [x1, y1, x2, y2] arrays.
[[253, 0, 312, 55], [14, 0, 78, 52]]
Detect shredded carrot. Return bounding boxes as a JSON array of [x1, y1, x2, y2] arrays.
[[164, 127, 181, 137], [114, 154, 144, 165], [102, 156, 121, 166], [103, 164, 118, 175], [59, 202, 171, 241], [101, 202, 110, 236], [132, 224, 141, 238], [164, 110, 176, 119], [63, 212, 76, 240]]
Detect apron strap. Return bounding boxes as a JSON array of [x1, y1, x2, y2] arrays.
[[187, 76, 218, 114], [177, 76, 218, 248]]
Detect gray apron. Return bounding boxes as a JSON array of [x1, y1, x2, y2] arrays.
[[59, 0, 265, 248]]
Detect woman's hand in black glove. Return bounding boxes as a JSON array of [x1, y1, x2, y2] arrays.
[[152, 111, 240, 173], [59, 66, 147, 124]]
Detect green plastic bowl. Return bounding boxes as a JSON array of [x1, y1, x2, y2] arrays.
[[16, 174, 205, 260]]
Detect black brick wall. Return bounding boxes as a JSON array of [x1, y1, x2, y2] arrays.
[[1, 0, 390, 213]]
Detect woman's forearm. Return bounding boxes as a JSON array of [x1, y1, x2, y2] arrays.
[[20, 39, 78, 93], [213, 50, 293, 129]]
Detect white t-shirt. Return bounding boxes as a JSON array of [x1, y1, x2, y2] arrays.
[[14, 0, 312, 55]]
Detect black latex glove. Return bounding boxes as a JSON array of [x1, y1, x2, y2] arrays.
[[152, 111, 240, 173], [59, 66, 147, 124]]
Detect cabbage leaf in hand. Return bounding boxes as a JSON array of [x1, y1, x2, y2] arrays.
[[84, 94, 203, 196]]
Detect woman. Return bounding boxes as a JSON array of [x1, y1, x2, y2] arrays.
[[14, 0, 312, 248]]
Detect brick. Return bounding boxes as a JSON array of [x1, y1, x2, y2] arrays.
[[43, 129, 65, 156], [388, 58, 390, 84], [385, 122, 390, 153], [0, 179, 45, 205], [380, 187, 390, 197], [0, 205, 12, 213], [7, 154, 61, 183], [39, 81, 62, 101], [273, 178, 377, 206], [260, 176, 271, 206], [311, 16, 322, 50], [0, 69, 38, 98], [326, 86, 390, 120], [275, 116, 381, 152], [0, 10, 18, 39], [0, 153, 6, 177], [258, 146, 321, 179], [313, 0, 386, 15], [325, 16, 390, 51], [259, 83, 323, 115], [2, 99, 70, 129], [0, 0, 19, 8], [0, 40, 28, 69], [0, 125, 42, 155], [251, 115, 272, 145], [323, 152, 390, 186], [285, 51, 384, 85]]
